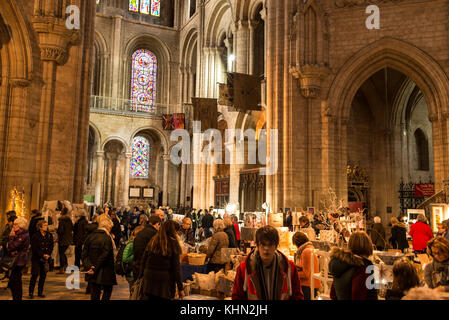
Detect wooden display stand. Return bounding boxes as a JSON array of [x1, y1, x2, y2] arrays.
[[310, 249, 333, 300]]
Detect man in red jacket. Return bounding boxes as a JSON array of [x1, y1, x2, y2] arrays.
[[409, 214, 433, 254], [232, 225, 303, 300]]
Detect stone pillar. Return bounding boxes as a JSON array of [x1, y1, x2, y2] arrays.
[[123, 152, 132, 207], [95, 151, 104, 206], [235, 20, 250, 74], [163, 154, 170, 205], [107, 155, 113, 203], [228, 141, 241, 205], [111, 15, 122, 102], [249, 20, 258, 75], [209, 163, 217, 208], [180, 163, 186, 206]]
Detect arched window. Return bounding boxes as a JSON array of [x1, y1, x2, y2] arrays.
[[414, 128, 429, 171], [130, 49, 157, 112], [131, 136, 150, 178], [129, 0, 160, 16]]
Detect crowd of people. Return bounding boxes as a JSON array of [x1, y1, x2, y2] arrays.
[[0, 205, 448, 301]]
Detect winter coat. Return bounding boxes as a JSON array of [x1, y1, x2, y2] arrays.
[[201, 213, 214, 229], [224, 226, 238, 248], [31, 231, 54, 262], [328, 247, 378, 300], [295, 242, 321, 289], [436, 231, 449, 242], [409, 221, 433, 251], [57, 215, 73, 246], [424, 258, 449, 291], [28, 216, 44, 243], [111, 217, 122, 244], [7, 228, 30, 267], [370, 223, 386, 249], [73, 216, 88, 247], [178, 228, 195, 246], [141, 237, 183, 299], [122, 239, 134, 277], [232, 249, 304, 300], [389, 224, 409, 251], [132, 224, 158, 277], [82, 229, 117, 286], [207, 231, 229, 264], [0, 224, 12, 248]]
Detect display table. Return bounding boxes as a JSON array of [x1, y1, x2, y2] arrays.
[[181, 264, 208, 283]]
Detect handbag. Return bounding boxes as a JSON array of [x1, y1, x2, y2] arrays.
[[0, 255, 17, 270], [130, 278, 145, 300]]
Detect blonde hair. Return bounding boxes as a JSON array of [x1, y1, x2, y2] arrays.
[[348, 231, 373, 257], [213, 219, 225, 231], [98, 218, 113, 230], [391, 217, 399, 225], [14, 217, 28, 230], [223, 216, 233, 227]]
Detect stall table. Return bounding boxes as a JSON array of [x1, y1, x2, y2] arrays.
[[181, 264, 208, 283]]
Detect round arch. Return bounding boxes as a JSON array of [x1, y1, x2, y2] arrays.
[[129, 126, 169, 154], [101, 136, 129, 153], [88, 122, 102, 152]]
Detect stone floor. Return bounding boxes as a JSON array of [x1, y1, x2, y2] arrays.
[[0, 268, 131, 300]]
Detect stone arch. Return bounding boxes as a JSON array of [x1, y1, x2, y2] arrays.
[[181, 28, 198, 67], [88, 122, 102, 152], [123, 34, 172, 104], [249, 0, 265, 21], [327, 37, 449, 122], [101, 136, 129, 153], [205, 0, 232, 47], [129, 126, 169, 154], [325, 37, 449, 197], [0, 0, 34, 81]]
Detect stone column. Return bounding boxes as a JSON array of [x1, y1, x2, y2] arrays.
[[95, 151, 104, 206], [111, 15, 122, 102], [180, 163, 186, 206], [107, 155, 113, 203], [235, 20, 249, 74], [163, 154, 170, 205], [123, 152, 132, 206], [249, 20, 258, 75]]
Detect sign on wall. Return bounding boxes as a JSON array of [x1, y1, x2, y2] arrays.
[[414, 183, 435, 197]]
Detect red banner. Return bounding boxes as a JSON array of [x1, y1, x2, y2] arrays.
[[173, 113, 185, 130], [414, 183, 435, 197]]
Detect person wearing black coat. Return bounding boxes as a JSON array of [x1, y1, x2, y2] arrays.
[[140, 220, 184, 300], [201, 210, 214, 239], [223, 216, 238, 248], [82, 218, 117, 300], [110, 211, 122, 248], [132, 215, 161, 281], [57, 208, 73, 273], [83, 221, 98, 295], [389, 217, 410, 252], [28, 210, 44, 244], [73, 213, 88, 268], [29, 220, 54, 298]]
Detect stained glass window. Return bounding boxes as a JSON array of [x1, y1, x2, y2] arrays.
[[131, 136, 150, 178], [140, 0, 150, 14], [130, 49, 157, 112], [151, 0, 161, 16], [129, 0, 139, 12]]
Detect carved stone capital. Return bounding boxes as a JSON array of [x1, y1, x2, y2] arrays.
[[10, 78, 31, 87], [32, 15, 80, 65], [290, 64, 328, 99]]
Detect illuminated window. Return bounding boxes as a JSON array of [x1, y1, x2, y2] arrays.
[[129, 0, 160, 16], [131, 136, 150, 178], [130, 49, 157, 112]]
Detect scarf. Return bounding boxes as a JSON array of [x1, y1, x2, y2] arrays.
[[98, 227, 117, 253]]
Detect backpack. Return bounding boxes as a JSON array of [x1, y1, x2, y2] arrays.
[[114, 243, 130, 276]]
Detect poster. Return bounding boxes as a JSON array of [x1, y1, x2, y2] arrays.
[[173, 113, 185, 129], [162, 114, 174, 130], [414, 183, 435, 197], [143, 187, 154, 198], [129, 187, 141, 198]]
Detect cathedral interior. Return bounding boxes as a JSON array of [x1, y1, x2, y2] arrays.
[[1, 0, 449, 227]]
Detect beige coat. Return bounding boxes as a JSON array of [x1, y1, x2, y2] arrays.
[[207, 231, 229, 264]]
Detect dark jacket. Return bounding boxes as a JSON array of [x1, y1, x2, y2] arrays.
[[207, 231, 229, 264], [7, 228, 30, 267], [0, 224, 12, 248], [111, 217, 122, 244], [385, 289, 405, 300], [73, 216, 88, 247], [133, 224, 158, 278], [57, 215, 73, 246], [31, 231, 54, 262], [179, 228, 195, 246], [370, 223, 386, 249], [328, 247, 378, 300], [28, 216, 44, 243], [424, 258, 449, 291], [232, 249, 304, 300], [82, 229, 117, 286], [201, 213, 214, 229], [224, 225, 238, 248], [389, 224, 409, 251], [141, 237, 183, 299]]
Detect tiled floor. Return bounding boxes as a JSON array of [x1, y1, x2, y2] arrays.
[[0, 269, 131, 300]]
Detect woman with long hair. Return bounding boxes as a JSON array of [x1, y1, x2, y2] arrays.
[[140, 220, 184, 300], [385, 257, 420, 300]]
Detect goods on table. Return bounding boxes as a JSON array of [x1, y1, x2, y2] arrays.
[[268, 213, 283, 228]]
